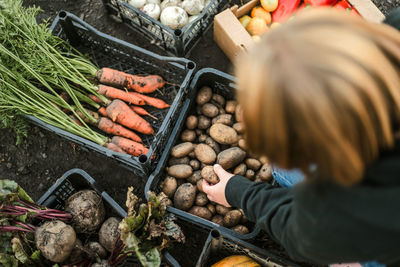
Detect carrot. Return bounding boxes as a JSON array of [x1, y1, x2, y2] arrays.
[[131, 106, 158, 120], [96, 68, 165, 93], [98, 117, 142, 142], [60, 91, 70, 102], [111, 136, 149, 156], [69, 115, 83, 126], [106, 99, 155, 135], [89, 94, 108, 105], [97, 85, 145, 106], [98, 107, 108, 117], [106, 143, 126, 154], [130, 92, 170, 109]]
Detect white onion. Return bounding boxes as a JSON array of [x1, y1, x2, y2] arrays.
[[160, 0, 181, 10], [141, 3, 161, 20], [160, 6, 188, 29], [181, 0, 204, 15], [128, 0, 147, 9]]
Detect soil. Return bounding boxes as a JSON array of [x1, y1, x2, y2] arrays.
[[1, 0, 395, 266]]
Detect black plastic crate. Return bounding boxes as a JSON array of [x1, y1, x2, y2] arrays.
[[197, 230, 299, 267], [37, 168, 179, 267], [28, 11, 196, 178], [145, 68, 261, 240], [101, 0, 232, 56]]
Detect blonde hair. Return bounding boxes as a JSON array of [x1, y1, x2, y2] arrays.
[[236, 9, 400, 185]]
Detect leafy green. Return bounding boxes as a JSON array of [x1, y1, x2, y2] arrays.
[[0, 253, 18, 267], [0, 179, 33, 204]]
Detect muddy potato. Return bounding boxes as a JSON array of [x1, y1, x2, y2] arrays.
[[207, 203, 216, 215], [245, 169, 255, 180], [210, 124, 238, 145], [171, 142, 194, 158], [99, 217, 120, 252], [211, 215, 224, 226], [202, 103, 219, 118], [188, 151, 196, 158], [223, 209, 242, 227], [246, 158, 262, 171], [233, 163, 247, 176], [259, 156, 269, 164], [189, 206, 212, 220], [167, 164, 193, 179], [195, 129, 203, 136], [168, 156, 190, 166], [181, 129, 196, 142], [196, 86, 212, 105], [174, 183, 197, 211], [198, 134, 208, 143], [195, 192, 209, 206], [187, 170, 202, 184], [217, 147, 246, 170], [231, 225, 249, 235], [238, 139, 247, 150], [219, 107, 226, 115], [235, 105, 244, 122], [212, 94, 225, 106], [189, 159, 201, 170], [201, 166, 219, 184], [161, 176, 178, 198], [186, 115, 198, 129], [257, 163, 272, 182], [212, 114, 233, 126], [225, 100, 237, 114], [233, 122, 245, 134], [205, 137, 221, 154], [216, 204, 231, 216], [200, 162, 208, 169], [195, 144, 216, 164], [197, 179, 204, 192], [198, 115, 211, 129]]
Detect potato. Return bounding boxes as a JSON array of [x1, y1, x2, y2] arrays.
[[207, 203, 216, 215], [197, 179, 204, 192], [195, 144, 216, 164], [195, 192, 209, 206], [165, 198, 173, 206], [189, 159, 201, 171], [186, 115, 198, 129], [188, 151, 196, 158], [211, 215, 224, 226], [217, 147, 246, 170], [167, 164, 193, 179], [212, 114, 233, 126], [235, 105, 244, 122], [245, 169, 255, 180], [187, 170, 202, 184], [189, 206, 212, 220], [225, 100, 237, 114], [238, 139, 247, 150], [233, 122, 245, 134], [257, 163, 272, 182], [210, 124, 238, 145], [200, 162, 208, 169], [205, 137, 221, 154], [212, 94, 225, 106], [223, 209, 242, 227], [201, 103, 219, 118], [196, 105, 202, 115], [216, 204, 231, 216], [219, 107, 226, 115], [171, 142, 194, 158], [259, 156, 269, 165], [161, 176, 177, 198], [198, 115, 211, 129], [246, 158, 262, 171], [196, 86, 212, 105], [198, 134, 208, 143], [195, 129, 203, 136], [174, 183, 197, 211], [99, 217, 121, 252], [231, 225, 249, 235], [168, 156, 190, 166], [233, 163, 247, 176], [181, 129, 196, 142], [201, 166, 219, 184]]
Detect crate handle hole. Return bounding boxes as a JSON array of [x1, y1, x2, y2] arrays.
[[187, 62, 195, 70], [211, 229, 220, 238], [174, 29, 182, 37], [139, 154, 148, 163], [59, 11, 67, 19]]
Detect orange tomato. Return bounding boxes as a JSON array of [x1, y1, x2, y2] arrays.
[[260, 0, 279, 12], [239, 15, 252, 28], [246, 17, 268, 36], [251, 6, 272, 24]]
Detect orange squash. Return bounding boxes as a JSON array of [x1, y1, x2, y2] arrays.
[[211, 255, 260, 267], [251, 6, 272, 24], [246, 17, 268, 36]]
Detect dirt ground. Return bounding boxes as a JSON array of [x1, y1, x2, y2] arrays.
[[1, 0, 397, 266]]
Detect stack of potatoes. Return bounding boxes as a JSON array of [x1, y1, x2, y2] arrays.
[[160, 86, 272, 235]]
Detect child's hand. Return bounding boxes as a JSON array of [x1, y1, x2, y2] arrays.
[[202, 164, 234, 207]]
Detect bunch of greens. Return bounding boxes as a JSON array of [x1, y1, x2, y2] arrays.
[[0, 0, 108, 145], [114, 188, 185, 267]]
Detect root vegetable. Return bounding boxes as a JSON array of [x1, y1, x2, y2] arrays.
[[195, 192, 209, 206], [171, 142, 194, 157], [233, 163, 247, 176], [189, 206, 212, 220], [205, 137, 220, 154], [233, 122, 245, 134], [97, 85, 145, 106], [160, 6, 188, 29], [195, 144, 216, 164], [216, 204, 231, 216], [181, 129, 196, 142], [217, 147, 246, 170], [161, 176, 178, 198], [160, 0, 181, 10], [85, 241, 107, 259], [67, 239, 84, 264], [189, 159, 201, 170], [246, 158, 262, 171], [238, 139, 247, 150], [225, 100, 237, 114], [201, 103, 219, 118], [223, 209, 242, 227], [169, 156, 190, 166], [198, 115, 211, 129], [131, 106, 157, 120], [201, 166, 219, 184], [141, 3, 161, 20], [98, 117, 142, 142], [174, 183, 197, 211], [198, 134, 208, 143], [128, 0, 147, 8], [245, 169, 255, 180], [111, 136, 149, 156], [257, 163, 272, 182], [207, 203, 216, 215], [212, 114, 233, 126], [186, 115, 198, 129], [92, 260, 111, 267], [167, 164, 193, 179], [196, 86, 212, 105], [131, 92, 170, 109], [181, 0, 205, 15], [197, 179, 204, 192], [35, 220, 76, 263], [99, 217, 121, 252], [212, 94, 225, 106], [235, 105, 244, 122], [187, 170, 202, 184], [211, 215, 224, 226], [231, 225, 249, 235], [210, 124, 238, 145], [65, 190, 105, 233]]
